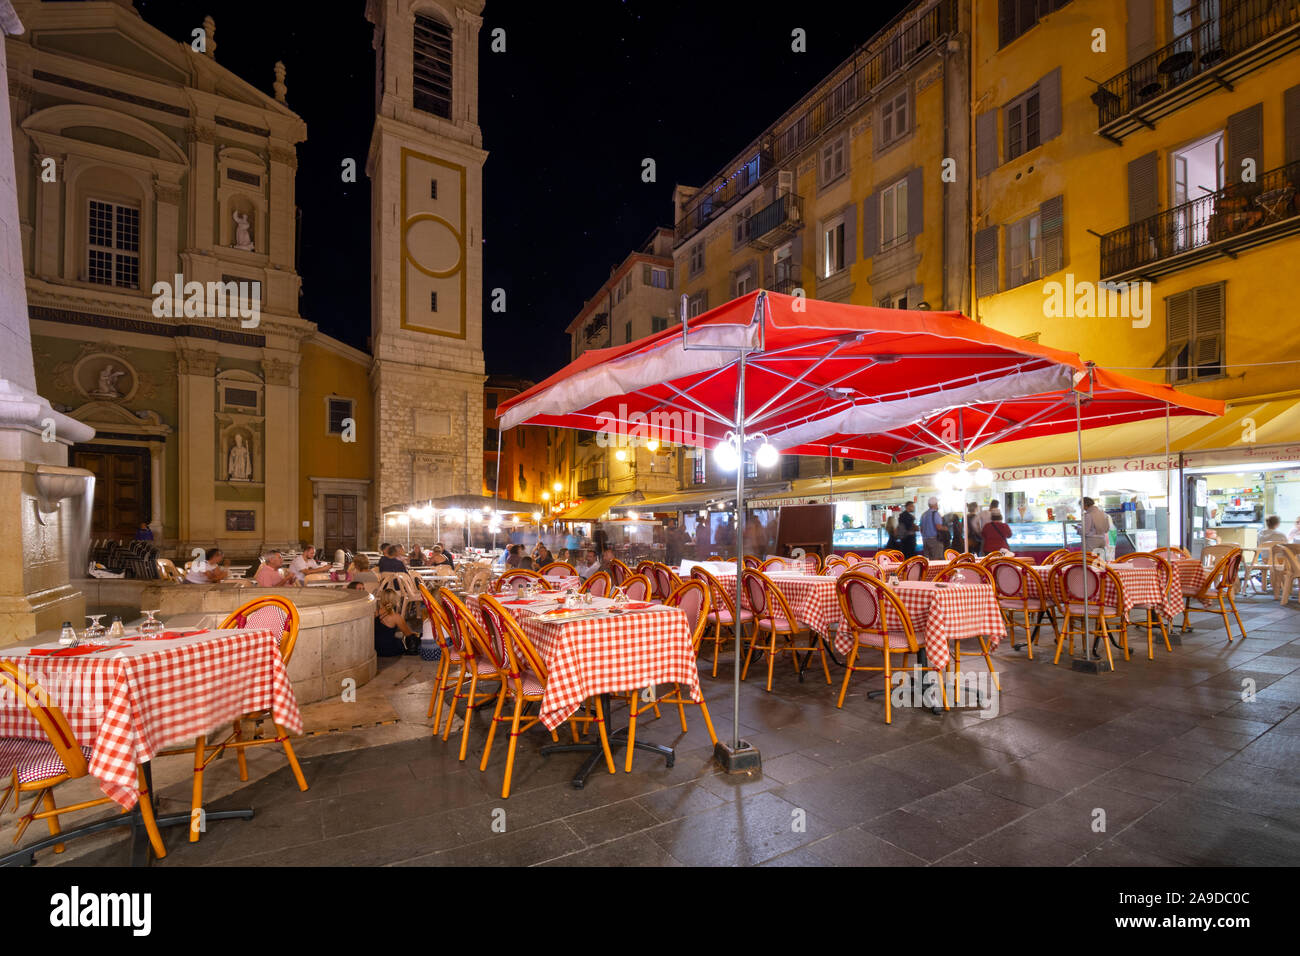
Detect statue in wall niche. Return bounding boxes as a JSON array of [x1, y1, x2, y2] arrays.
[[227, 433, 253, 481], [232, 210, 254, 251], [93, 364, 126, 399]]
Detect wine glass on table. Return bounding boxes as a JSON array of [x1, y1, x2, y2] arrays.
[[84, 614, 105, 642], [140, 609, 163, 636]]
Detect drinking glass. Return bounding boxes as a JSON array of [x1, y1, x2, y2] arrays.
[[85, 614, 105, 642], [140, 609, 163, 635]]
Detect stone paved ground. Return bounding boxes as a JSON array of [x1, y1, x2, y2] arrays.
[[26, 594, 1300, 866]]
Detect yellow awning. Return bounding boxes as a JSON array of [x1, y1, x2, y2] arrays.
[[555, 494, 625, 521]]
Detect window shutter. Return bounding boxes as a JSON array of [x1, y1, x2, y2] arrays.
[[998, 0, 1016, 47], [906, 284, 924, 309], [1284, 85, 1300, 166], [1164, 289, 1192, 376], [790, 234, 803, 283], [1039, 68, 1062, 143], [975, 226, 999, 297], [1128, 152, 1159, 222], [1039, 194, 1064, 275], [1192, 283, 1224, 372], [1226, 103, 1263, 186], [862, 190, 879, 259], [642, 264, 651, 284], [843, 205, 857, 264], [1127, 0, 1156, 63], [906, 167, 923, 237], [666, 267, 673, 289], [976, 110, 998, 176]]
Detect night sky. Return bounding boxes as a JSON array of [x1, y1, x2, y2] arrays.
[[132, 1, 904, 381]]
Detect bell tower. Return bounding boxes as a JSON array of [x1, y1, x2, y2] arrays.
[[366, 0, 486, 531]]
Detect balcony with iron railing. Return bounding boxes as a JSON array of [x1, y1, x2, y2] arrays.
[[671, 0, 955, 249], [1093, 0, 1300, 142], [768, 273, 803, 296], [1099, 159, 1300, 280], [745, 193, 805, 250]]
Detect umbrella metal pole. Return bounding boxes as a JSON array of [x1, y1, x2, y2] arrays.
[[1164, 402, 1171, 550], [1076, 390, 1090, 663], [493, 428, 503, 552], [732, 351, 747, 752]]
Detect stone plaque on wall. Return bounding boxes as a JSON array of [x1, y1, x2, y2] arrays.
[[225, 509, 256, 531], [413, 409, 451, 437]]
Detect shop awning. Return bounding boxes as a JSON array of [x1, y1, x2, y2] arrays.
[[554, 494, 625, 521]]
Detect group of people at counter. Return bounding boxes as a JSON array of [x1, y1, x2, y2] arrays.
[[881, 496, 1116, 558]]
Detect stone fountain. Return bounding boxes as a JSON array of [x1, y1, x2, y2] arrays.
[[0, 2, 96, 643]]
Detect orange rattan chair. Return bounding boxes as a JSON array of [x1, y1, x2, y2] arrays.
[[933, 562, 995, 586], [987, 558, 1057, 659], [742, 554, 762, 570], [1042, 548, 1073, 565], [1153, 546, 1192, 560], [646, 562, 678, 601], [1048, 560, 1128, 669], [843, 551, 862, 562], [437, 589, 507, 761], [943, 549, 960, 560], [1180, 548, 1246, 642], [609, 559, 631, 587], [0, 662, 167, 861], [877, 550, 904, 562], [1113, 552, 1174, 659], [419, 583, 461, 734], [624, 580, 718, 771], [539, 561, 577, 578], [690, 565, 753, 677], [494, 568, 547, 593], [834, 571, 946, 720], [580, 570, 612, 597], [620, 573, 652, 602], [822, 555, 850, 574], [740, 568, 831, 692], [760, 556, 791, 572], [898, 555, 929, 581], [180, 595, 306, 843], [953, 552, 979, 564], [476, 595, 614, 796]]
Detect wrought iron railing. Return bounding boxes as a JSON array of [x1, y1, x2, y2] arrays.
[[746, 193, 804, 243], [674, 149, 770, 246], [1100, 159, 1300, 277], [770, 274, 803, 296], [1094, 0, 1299, 126]]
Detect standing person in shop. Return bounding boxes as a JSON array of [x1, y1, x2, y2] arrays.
[[980, 508, 1014, 554], [966, 501, 983, 555], [920, 497, 947, 559], [1078, 497, 1111, 553], [897, 501, 919, 558]]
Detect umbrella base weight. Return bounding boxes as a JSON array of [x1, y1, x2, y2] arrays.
[[1070, 657, 1109, 674], [714, 740, 762, 775]]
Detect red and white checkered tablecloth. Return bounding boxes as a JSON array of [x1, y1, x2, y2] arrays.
[[832, 582, 1005, 672], [467, 596, 700, 731], [715, 572, 842, 638], [1177, 558, 1214, 595], [0, 629, 301, 809], [1028, 564, 1180, 620]]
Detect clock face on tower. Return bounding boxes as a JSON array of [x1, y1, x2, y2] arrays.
[[400, 147, 467, 338]]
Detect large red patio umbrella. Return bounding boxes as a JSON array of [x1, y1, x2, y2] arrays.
[[498, 290, 1158, 763]]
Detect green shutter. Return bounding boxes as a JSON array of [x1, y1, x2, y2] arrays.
[[1039, 195, 1064, 275], [975, 226, 999, 297]]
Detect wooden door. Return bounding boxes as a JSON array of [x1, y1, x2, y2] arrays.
[[323, 494, 357, 554], [73, 446, 148, 538]]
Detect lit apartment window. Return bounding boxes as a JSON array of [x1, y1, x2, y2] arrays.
[[413, 14, 453, 119], [87, 199, 140, 288], [1006, 211, 1041, 288], [823, 217, 846, 277], [880, 177, 908, 250]]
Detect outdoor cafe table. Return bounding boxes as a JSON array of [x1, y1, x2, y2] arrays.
[[466, 594, 700, 731], [0, 628, 301, 810], [714, 571, 842, 639], [836, 581, 1006, 672], [1027, 563, 1182, 621]]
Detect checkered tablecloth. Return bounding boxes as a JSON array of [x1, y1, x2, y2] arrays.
[[1177, 558, 1213, 595], [833, 582, 1004, 671], [467, 596, 700, 731], [715, 572, 842, 638], [1028, 564, 1180, 620], [0, 629, 301, 809]]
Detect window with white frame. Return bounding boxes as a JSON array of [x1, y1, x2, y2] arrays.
[[689, 243, 704, 276], [649, 266, 669, 289], [736, 266, 755, 296], [687, 292, 707, 318], [734, 206, 752, 245], [822, 216, 846, 278], [820, 137, 846, 186], [87, 199, 140, 288], [879, 290, 909, 309], [327, 397, 354, 435], [880, 177, 909, 250], [879, 89, 910, 148], [1005, 87, 1041, 161], [1006, 211, 1041, 288]]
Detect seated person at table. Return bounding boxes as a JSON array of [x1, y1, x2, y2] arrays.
[[254, 550, 298, 587], [289, 545, 328, 583], [980, 510, 1013, 554], [1259, 515, 1288, 546], [427, 544, 453, 567], [373, 598, 419, 657], [408, 544, 425, 568], [348, 552, 379, 587], [186, 548, 229, 584], [506, 544, 534, 570], [378, 544, 408, 574], [533, 542, 554, 567], [575, 549, 598, 579]]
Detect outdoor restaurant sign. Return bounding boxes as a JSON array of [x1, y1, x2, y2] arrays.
[[992, 442, 1300, 483]]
